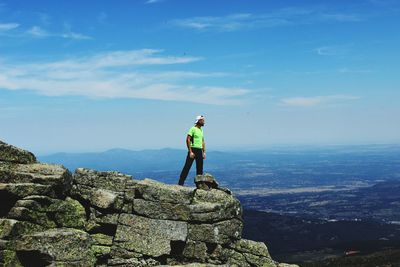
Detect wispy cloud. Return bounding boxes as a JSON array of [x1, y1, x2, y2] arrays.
[[61, 22, 93, 40], [0, 49, 248, 105], [0, 22, 19, 31], [338, 68, 374, 74], [169, 8, 362, 32], [280, 95, 360, 107], [26, 25, 92, 40], [26, 26, 49, 37], [315, 44, 352, 56], [60, 31, 92, 40], [145, 0, 165, 4], [285, 67, 374, 76], [170, 13, 288, 31]]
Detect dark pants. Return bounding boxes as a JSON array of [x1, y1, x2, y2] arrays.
[[179, 148, 203, 185]]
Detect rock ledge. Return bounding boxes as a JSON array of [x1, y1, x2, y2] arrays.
[[0, 141, 298, 267]]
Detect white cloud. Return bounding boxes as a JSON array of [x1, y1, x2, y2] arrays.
[[26, 25, 92, 40], [170, 13, 288, 31], [280, 95, 360, 107], [169, 8, 362, 32], [0, 49, 248, 105], [0, 22, 19, 31], [60, 31, 92, 40]]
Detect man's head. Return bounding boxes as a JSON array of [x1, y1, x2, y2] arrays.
[[195, 115, 205, 126]]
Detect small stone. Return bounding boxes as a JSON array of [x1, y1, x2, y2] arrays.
[[194, 173, 219, 190]]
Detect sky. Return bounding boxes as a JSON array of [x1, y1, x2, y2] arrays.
[[0, 0, 399, 154]]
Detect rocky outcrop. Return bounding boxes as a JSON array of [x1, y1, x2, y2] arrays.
[[0, 141, 36, 164], [0, 141, 298, 267]]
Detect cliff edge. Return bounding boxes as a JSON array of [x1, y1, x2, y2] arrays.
[[0, 141, 298, 267]]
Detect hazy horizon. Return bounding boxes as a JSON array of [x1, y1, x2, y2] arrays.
[[30, 142, 400, 156]]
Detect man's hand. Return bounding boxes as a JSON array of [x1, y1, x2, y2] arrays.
[[189, 151, 195, 158], [203, 152, 206, 159]]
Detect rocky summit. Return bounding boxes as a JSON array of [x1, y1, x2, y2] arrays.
[[0, 141, 298, 267]]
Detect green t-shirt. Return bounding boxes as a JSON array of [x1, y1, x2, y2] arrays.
[[187, 126, 204, 149]]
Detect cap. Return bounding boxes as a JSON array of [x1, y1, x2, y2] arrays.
[[194, 115, 205, 124]]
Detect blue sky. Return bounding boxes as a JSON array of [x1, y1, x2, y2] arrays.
[[0, 0, 399, 154]]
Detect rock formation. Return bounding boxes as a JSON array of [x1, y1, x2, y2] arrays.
[[0, 141, 298, 267]]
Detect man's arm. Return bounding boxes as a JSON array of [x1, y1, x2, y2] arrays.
[[186, 135, 192, 152], [202, 137, 206, 159], [187, 135, 195, 158]]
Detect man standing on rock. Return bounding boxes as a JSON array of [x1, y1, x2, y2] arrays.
[[178, 115, 206, 186]]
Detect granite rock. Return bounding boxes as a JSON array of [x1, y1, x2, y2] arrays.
[[0, 141, 299, 267]]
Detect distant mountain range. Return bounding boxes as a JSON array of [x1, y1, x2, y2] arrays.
[[38, 144, 400, 188]]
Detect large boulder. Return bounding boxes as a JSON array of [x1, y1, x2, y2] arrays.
[[0, 162, 73, 226], [14, 228, 96, 266], [0, 162, 72, 198], [0, 141, 36, 164], [187, 219, 243, 245], [73, 168, 132, 192], [7, 195, 86, 229], [71, 168, 132, 212], [189, 189, 242, 222], [134, 178, 194, 204], [114, 214, 188, 257], [0, 218, 44, 239], [133, 179, 241, 223]]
